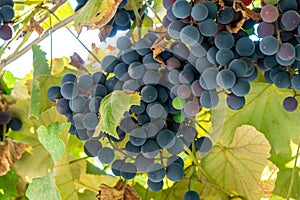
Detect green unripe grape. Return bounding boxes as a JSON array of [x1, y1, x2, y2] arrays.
[[172, 96, 186, 110], [264, 0, 279, 5], [173, 113, 185, 123]]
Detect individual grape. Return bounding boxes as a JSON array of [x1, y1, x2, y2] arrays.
[[199, 67, 218, 90], [172, 42, 190, 59], [214, 31, 234, 49], [77, 74, 94, 91], [7, 118, 22, 131], [109, 127, 126, 142], [121, 49, 139, 65], [167, 57, 181, 70], [277, 43, 295, 61], [171, 0, 191, 19], [82, 112, 99, 130], [156, 86, 169, 104], [167, 70, 180, 85], [259, 36, 279, 56], [69, 95, 88, 113], [228, 59, 248, 78], [260, 4, 279, 23], [147, 180, 163, 192], [131, 101, 146, 115], [190, 43, 207, 58], [273, 71, 291, 89], [116, 36, 132, 51], [143, 53, 160, 70], [207, 47, 218, 65], [178, 69, 194, 85], [278, 0, 298, 13], [135, 38, 152, 56], [143, 70, 160, 85], [0, 24, 13, 40], [167, 137, 184, 154], [60, 82, 78, 100], [137, 112, 151, 125], [168, 20, 186, 40], [141, 85, 158, 103], [257, 22, 275, 38], [200, 90, 219, 109], [166, 162, 184, 181], [142, 122, 160, 138], [191, 80, 205, 97], [56, 98, 72, 115], [62, 73, 77, 84], [114, 63, 129, 81], [162, 16, 171, 29], [0, 5, 14, 22], [226, 94, 245, 110], [179, 25, 201, 46], [147, 163, 166, 182], [184, 100, 200, 117], [163, 0, 175, 9], [216, 69, 236, 89], [231, 79, 250, 97], [130, 128, 147, 146], [141, 140, 160, 158], [275, 53, 295, 66], [89, 97, 102, 113], [203, 1, 218, 19], [196, 136, 213, 153], [47, 86, 62, 102], [0, 0, 14, 7], [122, 79, 140, 91], [119, 117, 137, 132], [111, 159, 125, 176], [216, 48, 234, 66], [102, 55, 119, 73], [198, 18, 217, 37], [235, 37, 255, 57], [243, 19, 256, 29], [128, 62, 145, 80], [180, 125, 197, 142], [292, 74, 300, 91], [283, 96, 298, 112], [98, 147, 114, 164], [263, 56, 278, 70], [73, 113, 85, 129], [75, 128, 89, 141], [177, 84, 192, 99], [114, 8, 131, 27], [84, 140, 102, 157], [0, 111, 10, 125], [68, 125, 76, 135], [156, 129, 176, 149], [120, 162, 137, 179], [217, 6, 234, 24], [184, 191, 200, 200], [191, 4, 208, 21], [135, 154, 154, 171], [146, 103, 165, 119], [125, 141, 141, 156], [172, 97, 186, 110]]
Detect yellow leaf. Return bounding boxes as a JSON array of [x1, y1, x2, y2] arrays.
[[200, 125, 274, 199]]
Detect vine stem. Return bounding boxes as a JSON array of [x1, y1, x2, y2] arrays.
[[286, 137, 300, 199], [0, 14, 75, 70], [69, 156, 89, 164]]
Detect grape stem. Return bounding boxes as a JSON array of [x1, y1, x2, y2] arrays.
[[145, 1, 163, 24], [69, 156, 89, 164], [286, 137, 300, 199]]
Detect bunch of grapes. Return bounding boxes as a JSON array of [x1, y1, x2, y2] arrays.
[[0, 0, 14, 40], [256, 0, 300, 112], [0, 111, 22, 141], [48, 32, 214, 196]]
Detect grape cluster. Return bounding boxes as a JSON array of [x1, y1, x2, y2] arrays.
[[162, 0, 259, 111], [0, 111, 22, 141], [255, 0, 300, 112], [48, 32, 214, 195], [0, 0, 14, 40]]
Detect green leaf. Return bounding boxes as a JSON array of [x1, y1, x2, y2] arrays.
[[0, 71, 16, 95], [274, 168, 300, 199], [213, 83, 300, 163], [0, 170, 18, 200], [37, 122, 70, 163], [86, 160, 107, 175], [73, 0, 123, 33], [25, 173, 61, 200], [200, 125, 273, 199], [97, 90, 141, 138], [29, 45, 51, 120]]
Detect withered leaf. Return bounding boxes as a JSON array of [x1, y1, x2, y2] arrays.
[[0, 139, 30, 176], [23, 18, 44, 35], [97, 179, 141, 200], [69, 52, 85, 69], [151, 35, 168, 64], [98, 25, 113, 42]]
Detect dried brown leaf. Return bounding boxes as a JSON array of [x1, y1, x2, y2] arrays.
[[98, 25, 113, 42], [151, 35, 168, 64], [97, 179, 141, 200], [69, 52, 85, 69], [0, 139, 30, 176]]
